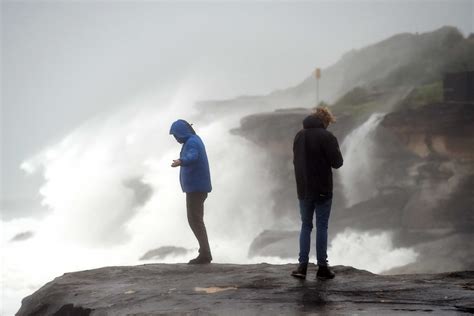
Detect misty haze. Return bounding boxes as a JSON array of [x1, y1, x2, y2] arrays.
[[2, 1, 474, 315]]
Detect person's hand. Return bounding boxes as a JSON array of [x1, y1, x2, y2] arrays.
[[171, 159, 181, 167]]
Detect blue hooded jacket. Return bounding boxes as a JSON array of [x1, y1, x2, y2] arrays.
[[169, 119, 212, 193]]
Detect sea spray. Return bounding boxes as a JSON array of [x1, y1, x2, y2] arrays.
[[339, 113, 386, 207], [2, 84, 281, 313], [3, 100, 418, 315], [328, 229, 418, 273]]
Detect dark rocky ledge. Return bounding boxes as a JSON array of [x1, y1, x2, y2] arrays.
[[17, 264, 474, 315]]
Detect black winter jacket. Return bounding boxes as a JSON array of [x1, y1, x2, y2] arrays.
[[293, 115, 343, 200]]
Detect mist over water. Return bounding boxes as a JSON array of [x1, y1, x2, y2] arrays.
[[1, 86, 418, 315]]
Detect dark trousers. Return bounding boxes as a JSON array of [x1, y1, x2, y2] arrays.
[[298, 197, 332, 266], [186, 192, 211, 257]]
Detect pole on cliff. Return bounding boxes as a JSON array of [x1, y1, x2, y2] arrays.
[[315, 68, 321, 106]]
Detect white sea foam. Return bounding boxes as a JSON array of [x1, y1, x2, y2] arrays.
[[339, 113, 385, 207]]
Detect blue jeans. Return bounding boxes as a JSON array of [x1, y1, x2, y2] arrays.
[[298, 198, 332, 266]]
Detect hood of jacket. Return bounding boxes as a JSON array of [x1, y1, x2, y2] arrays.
[[302, 115, 325, 129], [170, 119, 195, 143]]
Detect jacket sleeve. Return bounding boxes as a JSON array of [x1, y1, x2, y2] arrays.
[[325, 134, 343, 169], [180, 139, 199, 166], [293, 131, 302, 164]]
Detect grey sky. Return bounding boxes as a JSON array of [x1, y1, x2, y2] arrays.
[[1, 0, 473, 205]]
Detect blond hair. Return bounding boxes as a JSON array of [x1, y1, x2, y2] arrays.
[[313, 106, 336, 127]]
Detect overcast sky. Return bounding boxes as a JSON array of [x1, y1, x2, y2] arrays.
[[2, 0, 473, 205]]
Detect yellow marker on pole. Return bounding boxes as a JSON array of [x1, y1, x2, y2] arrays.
[[315, 68, 321, 79], [315, 68, 321, 105]]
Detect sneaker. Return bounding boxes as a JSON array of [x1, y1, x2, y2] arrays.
[[316, 265, 335, 279], [291, 263, 308, 279], [188, 254, 212, 264]]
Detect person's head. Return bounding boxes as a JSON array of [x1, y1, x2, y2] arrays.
[[312, 106, 336, 129], [169, 119, 196, 144]]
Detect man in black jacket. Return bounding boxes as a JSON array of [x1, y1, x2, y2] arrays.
[[291, 107, 343, 280]]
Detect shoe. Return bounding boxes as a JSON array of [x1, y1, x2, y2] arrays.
[[291, 263, 308, 279], [188, 254, 212, 264], [317, 265, 335, 279]]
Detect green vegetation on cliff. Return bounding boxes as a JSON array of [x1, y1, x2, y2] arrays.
[[400, 81, 443, 109], [309, 27, 473, 120]]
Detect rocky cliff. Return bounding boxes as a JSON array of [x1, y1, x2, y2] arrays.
[[221, 26, 474, 274], [232, 101, 474, 274], [16, 264, 474, 315]]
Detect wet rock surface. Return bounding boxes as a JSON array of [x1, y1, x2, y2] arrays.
[[17, 264, 474, 315]]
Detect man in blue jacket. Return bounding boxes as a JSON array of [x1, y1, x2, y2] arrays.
[[170, 119, 213, 264]]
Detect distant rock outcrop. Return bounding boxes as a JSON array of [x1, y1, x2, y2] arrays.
[[248, 230, 298, 259], [139, 246, 190, 261], [10, 231, 34, 242], [16, 264, 474, 315]]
